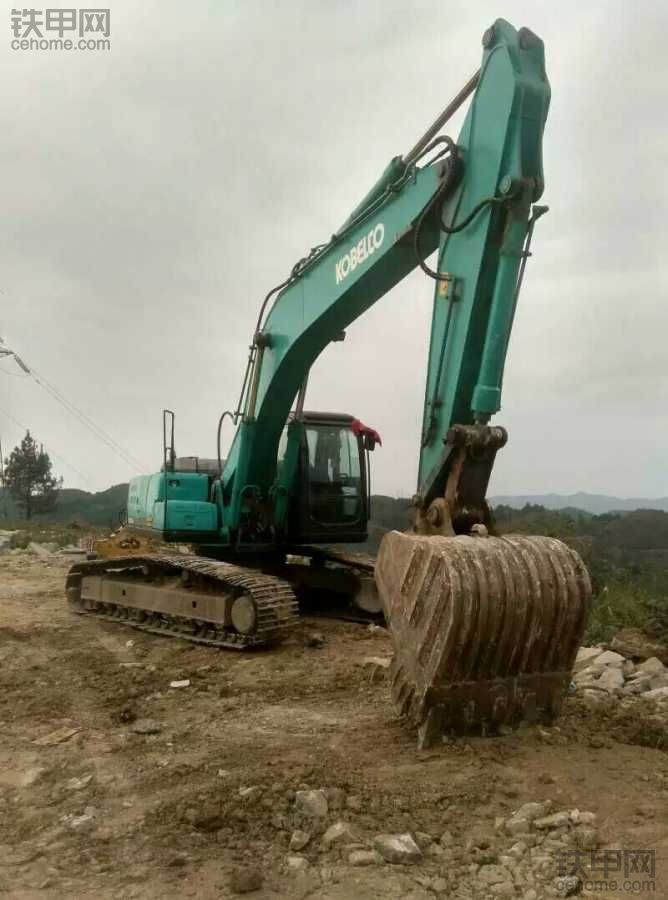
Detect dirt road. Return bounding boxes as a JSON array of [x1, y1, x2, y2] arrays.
[[1, 552, 667, 899]]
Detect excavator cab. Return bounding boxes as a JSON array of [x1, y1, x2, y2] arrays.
[[283, 411, 380, 544]]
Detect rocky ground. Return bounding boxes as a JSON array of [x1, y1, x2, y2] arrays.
[[1, 548, 667, 899]]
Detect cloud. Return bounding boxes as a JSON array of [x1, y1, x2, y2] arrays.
[[1, 0, 666, 499]]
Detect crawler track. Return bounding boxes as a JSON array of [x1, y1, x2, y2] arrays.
[[66, 553, 299, 650]]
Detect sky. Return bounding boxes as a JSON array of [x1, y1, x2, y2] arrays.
[[1, 1, 667, 498]]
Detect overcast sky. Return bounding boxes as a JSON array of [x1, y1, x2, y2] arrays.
[[1, 1, 667, 498]]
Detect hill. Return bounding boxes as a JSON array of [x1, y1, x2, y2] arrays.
[[489, 492, 668, 514], [0, 484, 128, 527]]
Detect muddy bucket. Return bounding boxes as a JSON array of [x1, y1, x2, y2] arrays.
[[375, 532, 592, 747]]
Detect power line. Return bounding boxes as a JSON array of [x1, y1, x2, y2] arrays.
[[29, 365, 148, 473], [0, 337, 148, 474], [0, 404, 95, 488]]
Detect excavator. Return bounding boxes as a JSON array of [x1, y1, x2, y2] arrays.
[[66, 19, 592, 746]]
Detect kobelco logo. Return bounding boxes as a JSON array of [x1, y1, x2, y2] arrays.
[[335, 223, 385, 285]]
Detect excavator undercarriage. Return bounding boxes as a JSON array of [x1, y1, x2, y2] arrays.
[[66, 553, 298, 650]]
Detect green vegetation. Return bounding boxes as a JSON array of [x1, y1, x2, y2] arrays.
[[3, 431, 62, 519], [494, 503, 668, 645], [369, 498, 668, 646], [0, 483, 128, 528], [4, 521, 105, 550]]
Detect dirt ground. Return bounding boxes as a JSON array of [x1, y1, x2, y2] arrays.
[[1, 552, 667, 899]]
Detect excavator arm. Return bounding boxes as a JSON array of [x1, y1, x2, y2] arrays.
[[223, 19, 549, 544]]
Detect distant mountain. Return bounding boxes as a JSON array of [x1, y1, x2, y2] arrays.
[[0, 483, 128, 527], [3, 482, 667, 528], [490, 492, 668, 514]]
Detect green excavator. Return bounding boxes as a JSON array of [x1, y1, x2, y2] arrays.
[[67, 20, 591, 746]]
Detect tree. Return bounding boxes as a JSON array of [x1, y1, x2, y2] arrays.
[[4, 431, 62, 519]]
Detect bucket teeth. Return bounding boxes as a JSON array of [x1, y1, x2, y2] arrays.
[[375, 532, 592, 747]]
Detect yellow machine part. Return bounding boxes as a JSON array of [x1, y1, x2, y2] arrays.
[[375, 531, 592, 747], [92, 528, 164, 560]]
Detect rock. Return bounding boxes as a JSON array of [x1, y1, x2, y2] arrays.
[[65, 774, 93, 791], [637, 657, 666, 676], [534, 812, 570, 830], [514, 801, 551, 822], [644, 686, 668, 701], [361, 657, 391, 681], [373, 833, 423, 864], [489, 882, 515, 897], [304, 631, 325, 648], [0, 530, 18, 554], [413, 831, 433, 851], [609, 628, 668, 664], [68, 806, 98, 829], [289, 830, 311, 851], [169, 679, 190, 689], [349, 850, 383, 866], [573, 647, 602, 672], [573, 827, 599, 850], [229, 867, 263, 894], [28, 542, 57, 557], [505, 816, 532, 836], [477, 865, 513, 885], [286, 855, 309, 871], [507, 841, 528, 860], [439, 829, 454, 846], [131, 719, 162, 735], [34, 726, 80, 746], [238, 786, 261, 801], [624, 677, 653, 695], [322, 821, 353, 847], [592, 650, 625, 667], [295, 789, 328, 818], [361, 656, 391, 669], [573, 665, 602, 684], [597, 667, 624, 693], [569, 809, 596, 825], [650, 673, 668, 690], [553, 874, 581, 897]]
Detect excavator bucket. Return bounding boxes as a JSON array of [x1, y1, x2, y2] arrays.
[[375, 531, 592, 748]]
